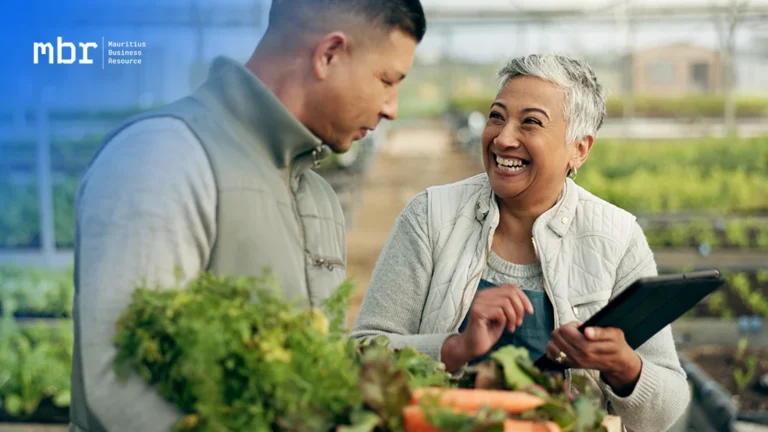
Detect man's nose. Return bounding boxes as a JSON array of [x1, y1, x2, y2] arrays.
[[381, 97, 398, 121]]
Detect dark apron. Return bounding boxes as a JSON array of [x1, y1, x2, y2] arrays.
[[458, 279, 555, 364]]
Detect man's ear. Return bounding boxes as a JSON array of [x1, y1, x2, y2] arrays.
[[312, 31, 349, 80], [570, 135, 594, 170]]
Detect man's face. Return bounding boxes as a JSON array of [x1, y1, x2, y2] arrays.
[[307, 29, 417, 153]]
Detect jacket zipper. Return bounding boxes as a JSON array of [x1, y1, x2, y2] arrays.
[[289, 145, 323, 253], [532, 235, 572, 383], [288, 178, 306, 251], [453, 221, 495, 331], [531, 236, 559, 329], [288, 159, 310, 306]]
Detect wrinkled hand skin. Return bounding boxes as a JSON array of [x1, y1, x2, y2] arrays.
[[546, 322, 642, 396]]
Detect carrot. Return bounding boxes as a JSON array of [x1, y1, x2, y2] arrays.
[[503, 419, 561, 432], [402, 405, 441, 432], [402, 404, 560, 432], [411, 387, 545, 414]]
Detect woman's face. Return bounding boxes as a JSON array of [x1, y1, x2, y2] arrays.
[[481, 75, 591, 202]]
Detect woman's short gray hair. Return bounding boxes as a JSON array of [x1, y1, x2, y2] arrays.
[[497, 54, 607, 145]]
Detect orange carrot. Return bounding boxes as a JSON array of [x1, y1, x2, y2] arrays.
[[402, 404, 560, 432], [402, 405, 441, 432], [503, 419, 561, 432], [411, 388, 545, 414]]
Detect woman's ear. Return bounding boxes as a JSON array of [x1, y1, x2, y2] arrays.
[[570, 135, 594, 170]]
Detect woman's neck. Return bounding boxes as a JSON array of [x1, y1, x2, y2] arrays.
[[497, 189, 562, 238], [492, 190, 562, 265]]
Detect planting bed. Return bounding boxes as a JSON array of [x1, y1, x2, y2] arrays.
[[683, 344, 768, 413], [686, 271, 768, 319], [644, 218, 768, 250]]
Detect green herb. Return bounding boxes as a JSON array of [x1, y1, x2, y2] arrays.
[[489, 346, 535, 390], [113, 272, 363, 431]]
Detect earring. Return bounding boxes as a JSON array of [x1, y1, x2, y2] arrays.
[[567, 166, 578, 180]]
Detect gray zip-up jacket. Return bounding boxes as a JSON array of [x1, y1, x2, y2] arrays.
[[70, 56, 346, 432]]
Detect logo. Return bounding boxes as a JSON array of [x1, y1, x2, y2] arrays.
[[33, 37, 98, 65]]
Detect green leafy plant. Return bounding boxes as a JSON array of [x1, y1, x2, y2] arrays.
[[0, 265, 74, 317], [0, 266, 75, 420], [0, 316, 72, 418], [733, 358, 758, 393], [733, 337, 759, 393], [459, 346, 608, 432], [721, 273, 768, 318], [113, 272, 366, 431], [726, 220, 752, 248], [0, 177, 80, 248]]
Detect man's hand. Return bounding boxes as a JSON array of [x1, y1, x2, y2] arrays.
[[441, 285, 534, 372], [545, 322, 642, 396]]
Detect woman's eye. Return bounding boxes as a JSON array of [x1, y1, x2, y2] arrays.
[[489, 112, 503, 120], [523, 118, 542, 126], [381, 79, 393, 87]]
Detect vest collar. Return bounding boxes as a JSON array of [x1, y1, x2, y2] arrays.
[[193, 56, 329, 176], [476, 176, 578, 238]]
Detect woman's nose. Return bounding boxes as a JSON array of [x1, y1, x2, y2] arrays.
[[493, 127, 522, 150]]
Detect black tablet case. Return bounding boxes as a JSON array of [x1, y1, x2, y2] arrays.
[[534, 270, 724, 372]]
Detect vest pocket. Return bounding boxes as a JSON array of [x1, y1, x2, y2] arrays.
[[311, 256, 344, 271], [306, 254, 346, 308]]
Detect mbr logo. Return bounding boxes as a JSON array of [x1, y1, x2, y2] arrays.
[[33, 37, 98, 64]]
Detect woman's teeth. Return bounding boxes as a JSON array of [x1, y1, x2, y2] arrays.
[[495, 155, 529, 172]]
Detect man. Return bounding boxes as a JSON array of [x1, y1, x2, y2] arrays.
[[69, 1, 426, 430]]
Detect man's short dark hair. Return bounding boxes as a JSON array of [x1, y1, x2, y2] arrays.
[[267, 0, 427, 44]]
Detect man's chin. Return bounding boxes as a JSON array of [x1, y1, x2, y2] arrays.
[[327, 139, 355, 154]]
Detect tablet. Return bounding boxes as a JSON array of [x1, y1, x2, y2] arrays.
[[534, 269, 725, 372]]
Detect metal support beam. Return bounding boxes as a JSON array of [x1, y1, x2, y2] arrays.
[[36, 99, 55, 265], [51, 4, 768, 29]]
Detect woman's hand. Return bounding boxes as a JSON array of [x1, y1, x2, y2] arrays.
[[441, 285, 534, 372], [545, 322, 643, 396]]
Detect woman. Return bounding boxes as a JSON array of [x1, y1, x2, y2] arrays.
[[351, 54, 689, 431]]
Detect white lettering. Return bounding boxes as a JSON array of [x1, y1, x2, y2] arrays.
[[104, 40, 147, 48], [32, 37, 151, 66], [108, 58, 142, 64], [108, 49, 144, 56], [57, 36, 76, 64], [79, 42, 97, 64], [33, 42, 54, 64]]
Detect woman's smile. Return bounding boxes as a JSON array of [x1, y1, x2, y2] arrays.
[[490, 150, 530, 177]]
